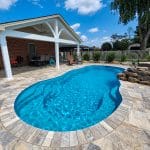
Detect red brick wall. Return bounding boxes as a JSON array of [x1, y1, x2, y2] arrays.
[[0, 37, 55, 68]]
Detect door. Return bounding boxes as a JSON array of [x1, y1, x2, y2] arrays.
[[28, 43, 36, 59]]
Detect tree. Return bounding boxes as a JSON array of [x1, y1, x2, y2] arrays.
[[111, 0, 150, 50], [111, 33, 128, 42], [148, 37, 150, 48], [127, 27, 134, 39], [101, 42, 112, 51], [113, 39, 129, 50], [132, 26, 140, 44], [113, 40, 120, 50], [120, 39, 130, 50]]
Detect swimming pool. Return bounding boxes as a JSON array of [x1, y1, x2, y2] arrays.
[[14, 65, 124, 131]]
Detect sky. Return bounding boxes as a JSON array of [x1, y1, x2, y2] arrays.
[[0, 0, 138, 47]]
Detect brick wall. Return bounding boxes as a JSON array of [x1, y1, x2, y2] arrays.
[[0, 37, 55, 69]]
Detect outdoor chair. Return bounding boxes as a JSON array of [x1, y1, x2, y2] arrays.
[[10, 56, 24, 67], [67, 53, 75, 65], [10, 57, 18, 67], [16, 56, 24, 66], [40, 55, 46, 65], [30, 56, 40, 66], [45, 55, 50, 64], [49, 56, 56, 66], [30, 55, 48, 66]]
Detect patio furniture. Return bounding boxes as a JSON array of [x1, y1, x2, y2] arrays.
[[49, 56, 56, 66], [30, 56, 41, 66], [45, 55, 50, 64], [67, 53, 75, 65], [30, 55, 50, 66], [10, 57, 18, 67], [16, 56, 24, 66], [10, 56, 24, 67]]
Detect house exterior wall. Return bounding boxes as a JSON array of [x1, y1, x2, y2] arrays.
[[0, 37, 55, 69]]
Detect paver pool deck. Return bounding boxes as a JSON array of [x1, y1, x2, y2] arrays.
[[0, 64, 150, 150]]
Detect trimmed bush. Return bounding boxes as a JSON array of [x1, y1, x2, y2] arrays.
[[120, 55, 127, 62], [106, 52, 116, 62], [73, 53, 77, 61], [83, 53, 90, 61], [93, 52, 101, 62], [146, 55, 150, 61]]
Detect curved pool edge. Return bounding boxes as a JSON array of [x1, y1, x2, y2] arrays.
[[0, 64, 133, 148], [14, 65, 124, 131]]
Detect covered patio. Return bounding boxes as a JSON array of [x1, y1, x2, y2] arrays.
[[0, 14, 82, 79]]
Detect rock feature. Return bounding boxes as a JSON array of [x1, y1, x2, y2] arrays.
[[118, 67, 150, 85]]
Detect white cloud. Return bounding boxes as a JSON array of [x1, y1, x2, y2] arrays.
[[81, 35, 88, 42], [88, 27, 99, 33], [0, 0, 17, 10], [84, 37, 100, 47], [76, 31, 81, 35], [99, 36, 112, 46], [83, 36, 112, 47], [29, 0, 43, 8], [101, 36, 111, 42], [71, 23, 80, 31], [65, 0, 103, 15], [56, 2, 61, 7]]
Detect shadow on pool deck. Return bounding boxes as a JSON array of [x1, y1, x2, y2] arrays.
[[0, 65, 56, 79]]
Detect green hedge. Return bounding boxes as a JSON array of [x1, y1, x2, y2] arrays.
[[106, 52, 116, 62], [83, 53, 90, 61], [93, 52, 101, 62]]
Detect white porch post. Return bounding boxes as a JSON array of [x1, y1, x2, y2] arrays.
[[0, 33, 13, 79], [55, 42, 60, 69], [77, 44, 80, 55], [77, 44, 81, 63], [55, 20, 60, 69]]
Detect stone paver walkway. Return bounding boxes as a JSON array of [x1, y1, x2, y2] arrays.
[[0, 64, 150, 150]]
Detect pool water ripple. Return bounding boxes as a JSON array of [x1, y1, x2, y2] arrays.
[[14, 65, 124, 131]]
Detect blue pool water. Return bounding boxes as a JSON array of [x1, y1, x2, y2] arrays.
[[14, 65, 124, 131]]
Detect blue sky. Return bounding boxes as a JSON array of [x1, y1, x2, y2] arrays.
[[0, 0, 137, 47]]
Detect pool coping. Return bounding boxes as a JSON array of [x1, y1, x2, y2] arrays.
[[0, 64, 133, 148]]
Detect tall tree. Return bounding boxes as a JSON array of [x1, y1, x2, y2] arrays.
[[111, 33, 128, 42], [111, 0, 150, 50], [132, 26, 140, 43], [127, 27, 134, 39], [113, 39, 129, 50], [101, 42, 112, 51]]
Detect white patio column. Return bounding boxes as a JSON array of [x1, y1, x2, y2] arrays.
[[54, 19, 60, 69], [55, 42, 60, 69], [0, 33, 13, 79], [77, 44, 81, 63]]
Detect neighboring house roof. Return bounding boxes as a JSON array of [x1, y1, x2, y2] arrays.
[[0, 14, 82, 43], [128, 43, 140, 50]]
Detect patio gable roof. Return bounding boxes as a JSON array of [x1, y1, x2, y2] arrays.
[[0, 14, 82, 79], [0, 14, 82, 43]]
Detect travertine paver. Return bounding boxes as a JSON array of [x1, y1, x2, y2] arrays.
[[0, 64, 150, 150]]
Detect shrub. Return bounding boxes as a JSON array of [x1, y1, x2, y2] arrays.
[[120, 54, 127, 62], [83, 53, 90, 61], [106, 52, 116, 62], [146, 55, 150, 61], [93, 52, 101, 62], [73, 53, 77, 60]]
